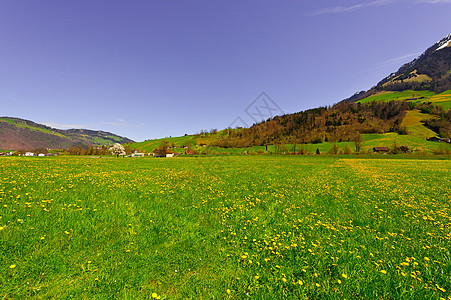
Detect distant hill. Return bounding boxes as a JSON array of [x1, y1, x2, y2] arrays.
[[0, 117, 134, 150]]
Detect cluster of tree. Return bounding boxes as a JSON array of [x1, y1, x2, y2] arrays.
[[204, 101, 412, 149], [153, 141, 172, 156], [422, 109, 451, 138]]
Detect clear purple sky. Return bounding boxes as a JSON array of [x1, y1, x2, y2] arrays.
[[1, 1, 450, 142]]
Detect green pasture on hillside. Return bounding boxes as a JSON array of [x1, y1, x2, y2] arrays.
[[0, 156, 450, 299], [357, 90, 451, 111], [133, 135, 196, 153]]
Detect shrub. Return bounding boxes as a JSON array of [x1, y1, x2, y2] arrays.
[[328, 144, 339, 155]]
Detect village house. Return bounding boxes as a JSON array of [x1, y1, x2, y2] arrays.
[[166, 150, 174, 158], [373, 147, 390, 154]]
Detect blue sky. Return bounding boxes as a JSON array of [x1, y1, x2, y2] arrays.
[[1, 0, 450, 142]]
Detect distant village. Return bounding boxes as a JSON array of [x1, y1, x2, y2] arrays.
[[1, 135, 450, 158]]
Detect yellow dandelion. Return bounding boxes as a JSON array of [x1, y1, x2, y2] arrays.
[[254, 276, 259, 280], [342, 273, 347, 279], [227, 289, 231, 294], [64, 231, 69, 235], [315, 283, 320, 287], [298, 280, 303, 285], [282, 277, 287, 283], [9, 264, 16, 269], [424, 257, 430, 261], [338, 279, 342, 284], [435, 284, 446, 293], [151, 292, 160, 299], [381, 270, 387, 274]]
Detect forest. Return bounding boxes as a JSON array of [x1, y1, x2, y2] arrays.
[[196, 100, 449, 149]]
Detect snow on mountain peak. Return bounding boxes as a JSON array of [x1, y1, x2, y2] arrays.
[[435, 33, 451, 51]]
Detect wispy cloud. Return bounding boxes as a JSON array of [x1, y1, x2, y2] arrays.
[[381, 52, 422, 65], [308, 0, 396, 16], [42, 122, 88, 129], [99, 119, 130, 127], [415, 0, 451, 3], [358, 51, 421, 73]]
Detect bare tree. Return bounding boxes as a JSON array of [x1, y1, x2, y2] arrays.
[[353, 132, 363, 154]]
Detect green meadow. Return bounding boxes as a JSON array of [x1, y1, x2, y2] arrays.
[[1, 156, 450, 299], [356, 90, 451, 111]]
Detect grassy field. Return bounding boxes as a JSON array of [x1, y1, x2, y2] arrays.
[[357, 90, 451, 111], [1, 156, 450, 299], [133, 136, 196, 153], [401, 110, 438, 139], [130, 132, 450, 156]]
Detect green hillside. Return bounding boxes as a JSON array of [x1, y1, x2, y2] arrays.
[[132, 135, 196, 152], [400, 110, 437, 139], [0, 117, 67, 139], [0, 117, 134, 150], [357, 90, 451, 111], [129, 101, 449, 155]]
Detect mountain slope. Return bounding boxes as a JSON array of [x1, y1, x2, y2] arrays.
[[0, 117, 134, 150], [139, 34, 451, 150], [363, 34, 451, 97]]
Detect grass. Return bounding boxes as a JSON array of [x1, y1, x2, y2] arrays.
[[357, 90, 436, 104], [357, 90, 451, 111], [1, 155, 450, 299], [132, 133, 450, 156], [132, 135, 197, 152], [401, 110, 437, 139], [429, 90, 451, 111]]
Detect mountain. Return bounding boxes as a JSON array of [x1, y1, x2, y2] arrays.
[[0, 117, 134, 150], [159, 34, 451, 149], [354, 34, 451, 101]]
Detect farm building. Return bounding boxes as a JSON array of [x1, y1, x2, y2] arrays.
[[373, 147, 390, 153]]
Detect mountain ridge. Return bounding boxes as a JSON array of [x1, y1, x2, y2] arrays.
[[0, 117, 134, 150]]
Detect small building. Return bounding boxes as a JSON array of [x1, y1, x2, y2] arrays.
[[166, 150, 174, 158], [132, 153, 145, 157], [38, 153, 45, 157], [25, 152, 34, 156], [373, 147, 390, 153]]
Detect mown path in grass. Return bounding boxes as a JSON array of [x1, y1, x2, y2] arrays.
[[0, 156, 450, 299]]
